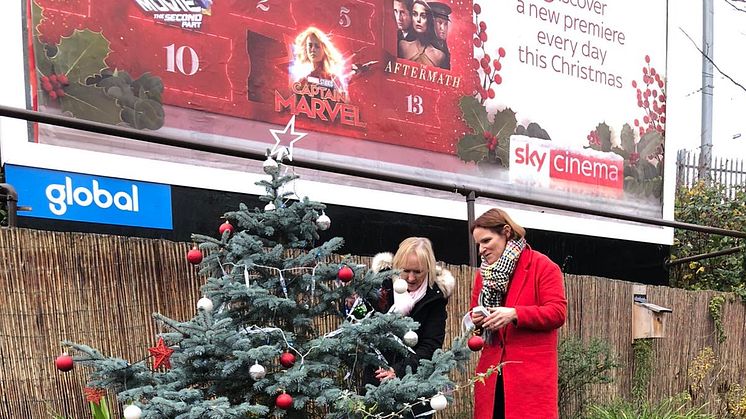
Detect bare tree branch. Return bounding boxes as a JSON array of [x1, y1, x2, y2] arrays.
[[724, 0, 746, 12], [680, 28, 746, 93]]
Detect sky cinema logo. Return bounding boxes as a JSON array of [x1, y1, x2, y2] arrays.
[[510, 136, 624, 190]]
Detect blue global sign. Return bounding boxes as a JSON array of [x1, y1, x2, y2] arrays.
[[5, 165, 173, 229]]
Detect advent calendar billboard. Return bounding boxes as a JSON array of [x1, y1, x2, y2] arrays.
[[14, 0, 672, 243]]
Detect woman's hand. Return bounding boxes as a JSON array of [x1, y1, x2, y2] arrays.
[[471, 308, 487, 327], [481, 307, 518, 332], [375, 367, 396, 382]]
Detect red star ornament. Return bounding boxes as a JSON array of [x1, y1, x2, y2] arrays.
[[148, 337, 174, 370]]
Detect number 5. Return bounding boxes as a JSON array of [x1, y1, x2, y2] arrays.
[[339, 6, 351, 27]]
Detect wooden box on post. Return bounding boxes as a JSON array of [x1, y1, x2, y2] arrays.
[[632, 284, 672, 340]]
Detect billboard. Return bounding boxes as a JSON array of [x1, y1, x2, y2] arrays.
[[1, 0, 673, 243]]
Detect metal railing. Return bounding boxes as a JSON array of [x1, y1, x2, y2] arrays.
[[2, 104, 746, 264]]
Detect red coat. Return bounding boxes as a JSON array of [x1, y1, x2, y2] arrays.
[[470, 245, 567, 419]]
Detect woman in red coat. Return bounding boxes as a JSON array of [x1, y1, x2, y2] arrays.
[[469, 208, 567, 419]]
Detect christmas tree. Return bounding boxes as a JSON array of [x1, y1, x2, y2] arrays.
[[61, 156, 471, 418]]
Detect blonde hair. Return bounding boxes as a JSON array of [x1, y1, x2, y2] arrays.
[[392, 237, 437, 288], [293, 27, 345, 78]]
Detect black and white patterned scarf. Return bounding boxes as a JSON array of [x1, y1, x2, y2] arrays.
[[479, 237, 526, 308]]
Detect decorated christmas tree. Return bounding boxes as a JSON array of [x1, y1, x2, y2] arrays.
[[60, 155, 471, 418]]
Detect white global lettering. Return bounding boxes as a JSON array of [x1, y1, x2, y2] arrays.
[[45, 177, 140, 216]]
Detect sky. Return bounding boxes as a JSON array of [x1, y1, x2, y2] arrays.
[[667, 0, 746, 159]]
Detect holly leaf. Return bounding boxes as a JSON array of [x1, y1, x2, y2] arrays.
[[51, 29, 110, 84], [457, 134, 487, 163], [459, 96, 490, 134], [612, 146, 629, 160], [132, 72, 164, 102], [595, 122, 612, 152], [639, 160, 658, 180], [32, 1, 54, 77], [637, 130, 663, 158], [490, 108, 517, 145], [121, 99, 165, 130], [620, 123, 635, 153], [60, 83, 123, 126]]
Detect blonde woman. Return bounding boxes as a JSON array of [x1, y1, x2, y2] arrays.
[[290, 26, 347, 91], [370, 237, 454, 381]]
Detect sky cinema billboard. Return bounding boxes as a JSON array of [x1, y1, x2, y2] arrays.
[[1, 0, 673, 243]]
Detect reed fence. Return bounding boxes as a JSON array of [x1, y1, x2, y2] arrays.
[[0, 228, 744, 418]]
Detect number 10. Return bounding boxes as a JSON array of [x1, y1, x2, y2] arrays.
[[164, 44, 200, 76]]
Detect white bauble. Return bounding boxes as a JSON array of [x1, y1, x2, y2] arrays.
[[197, 297, 213, 312], [429, 393, 448, 411], [403, 330, 418, 347], [123, 404, 142, 419], [315, 212, 331, 230], [393, 278, 408, 294], [263, 157, 279, 174], [249, 362, 266, 380], [264, 202, 276, 211]]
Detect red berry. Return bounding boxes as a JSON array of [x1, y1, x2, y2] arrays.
[[479, 31, 488, 42], [483, 131, 491, 140], [276, 393, 293, 409], [219, 221, 234, 235], [58, 74, 69, 85], [498, 47, 506, 58], [473, 3, 481, 14], [468, 335, 484, 351], [660, 116, 666, 123], [49, 74, 58, 83], [634, 119, 639, 127], [55, 353, 74, 372], [493, 60, 501, 71], [471, 58, 480, 68], [483, 53, 491, 63], [650, 68, 657, 77], [631, 80, 637, 88], [473, 37, 482, 48], [42, 81, 53, 92], [55, 89, 65, 98], [645, 55, 650, 63], [494, 74, 503, 84], [280, 352, 296, 368], [479, 21, 487, 31], [487, 88, 495, 99], [187, 246, 203, 265], [643, 116, 650, 124], [337, 265, 354, 283], [643, 67, 648, 75], [48, 91, 57, 100], [658, 80, 664, 88]]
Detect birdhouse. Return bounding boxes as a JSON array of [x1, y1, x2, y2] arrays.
[[632, 284, 672, 341]]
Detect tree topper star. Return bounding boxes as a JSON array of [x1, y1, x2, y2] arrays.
[[148, 337, 174, 370], [269, 115, 308, 162]]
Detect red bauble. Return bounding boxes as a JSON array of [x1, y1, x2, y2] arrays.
[[468, 335, 485, 352], [276, 393, 293, 409], [218, 221, 234, 235], [337, 265, 354, 283], [55, 353, 74, 372], [279, 352, 296, 368], [187, 246, 203, 265]]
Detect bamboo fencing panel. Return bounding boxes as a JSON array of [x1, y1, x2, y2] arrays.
[[1, 228, 744, 418]]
